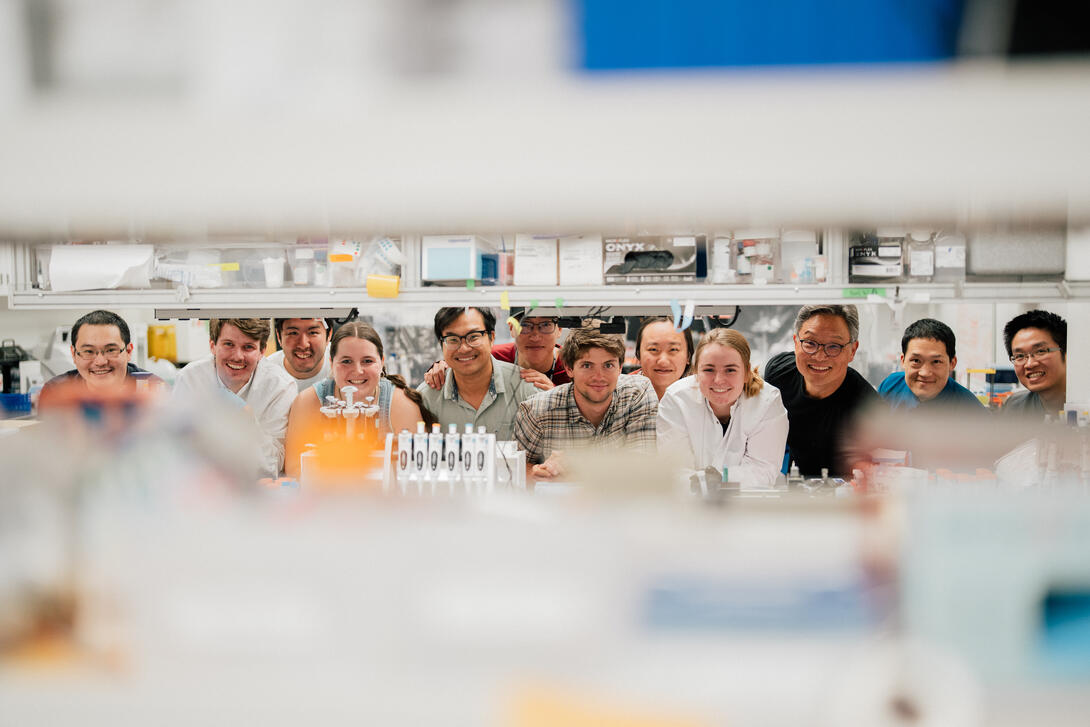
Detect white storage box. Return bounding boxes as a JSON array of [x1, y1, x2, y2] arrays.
[[421, 235, 498, 282]]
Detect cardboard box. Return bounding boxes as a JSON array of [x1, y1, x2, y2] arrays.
[[558, 234, 604, 285], [603, 235, 706, 284]]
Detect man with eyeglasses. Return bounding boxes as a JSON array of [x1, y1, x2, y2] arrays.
[[764, 304, 879, 476], [1001, 309, 1067, 418], [423, 309, 570, 391], [38, 309, 162, 410], [416, 307, 539, 440], [878, 318, 984, 412]]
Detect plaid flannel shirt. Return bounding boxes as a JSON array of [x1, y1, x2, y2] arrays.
[[514, 374, 658, 465]]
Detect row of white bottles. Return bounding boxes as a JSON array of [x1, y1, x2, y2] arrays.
[[395, 422, 497, 495]]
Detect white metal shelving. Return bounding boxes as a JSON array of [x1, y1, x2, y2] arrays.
[[7, 281, 1088, 315]]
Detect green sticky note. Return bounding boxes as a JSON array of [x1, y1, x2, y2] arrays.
[[842, 287, 885, 298], [554, 297, 564, 310], [466, 279, 475, 290], [529, 299, 539, 310]]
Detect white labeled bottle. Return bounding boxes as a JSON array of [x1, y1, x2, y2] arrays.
[[462, 423, 477, 491], [412, 421, 427, 490], [905, 230, 934, 283], [475, 426, 490, 493], [428, 422, 444, 483], [445, 423, 461, 492], [397, 428, 412, 491]]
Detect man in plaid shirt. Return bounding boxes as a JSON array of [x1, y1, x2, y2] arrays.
[[514, 325, 658, 481]]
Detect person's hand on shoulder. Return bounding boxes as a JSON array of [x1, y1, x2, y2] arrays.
[[424, 360, 449, 390], [519, 368, 555, 391]]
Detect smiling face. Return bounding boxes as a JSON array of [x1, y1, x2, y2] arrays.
[[71, 324, 132, 391], [638, 321, 689, 397], [901, 337, 955, 402], [1010, 326, 1066, 397], [514, 317, 561, 372], [441, 309, 495, 380], [211, 323, 265, 393], [696, 343, 746, 418], [794, 313, 858, 398], [570, 346, 622, 408], [278, 318, 330, 379], [332, 336, 383, 401]]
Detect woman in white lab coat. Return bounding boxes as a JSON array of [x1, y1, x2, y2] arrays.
[[656, 328, 789, 489]]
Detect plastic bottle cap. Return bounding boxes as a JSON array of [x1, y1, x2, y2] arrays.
[[416, 421, 425, 433]]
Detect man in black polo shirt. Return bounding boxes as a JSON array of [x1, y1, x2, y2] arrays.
[[764, 304, 878, 476]]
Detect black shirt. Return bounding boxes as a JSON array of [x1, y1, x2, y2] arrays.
[[764, 351, 879, 477]]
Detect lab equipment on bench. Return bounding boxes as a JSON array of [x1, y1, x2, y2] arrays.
[[384, 425, 524, 495]]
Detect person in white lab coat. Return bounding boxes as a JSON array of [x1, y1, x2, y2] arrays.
[[172, 318, 297, 479], [656, 328, 789, 489]]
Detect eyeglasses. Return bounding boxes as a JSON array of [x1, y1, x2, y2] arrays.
[[75, 346, 127, 360], [518, 319, 558, 335], [797, 339, 851, 358], [1009, 347, 1060, 365], [440, 330, 489, 348]]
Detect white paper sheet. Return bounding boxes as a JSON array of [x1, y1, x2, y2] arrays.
[[49, 244, 154, 292], [558, 234, 603, 285], [513, 234, 559, 286]]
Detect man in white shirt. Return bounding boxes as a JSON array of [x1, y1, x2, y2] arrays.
[[267, 317, 333, 392], [173, 318, 297, 479]]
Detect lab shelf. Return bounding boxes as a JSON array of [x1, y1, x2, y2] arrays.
[[7, 281, 1090, 315]]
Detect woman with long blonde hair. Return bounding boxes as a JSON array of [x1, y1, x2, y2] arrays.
[[656, 328, 788, 489]]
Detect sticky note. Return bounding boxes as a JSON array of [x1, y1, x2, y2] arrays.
[[466, 279, 475, 290], [366, 274, 400, 298], [554, 297, 564, 310], [529, 299, 539, 311], [500, 291, 510, 310], [507, 316, 522, 335], [211, 262, 240, 271], [842, 287, 885, 298], [670, 299, 682, 329], [328, 254, 354, 263]]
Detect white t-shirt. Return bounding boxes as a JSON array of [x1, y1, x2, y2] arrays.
[[267, 349, 332, 393], [172, 356, 297, 479]]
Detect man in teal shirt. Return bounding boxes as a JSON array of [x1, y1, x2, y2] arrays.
[[878, 318, 984, 412]]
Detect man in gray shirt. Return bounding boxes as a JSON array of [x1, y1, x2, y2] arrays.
[[416, 307, 539, 440], [1001, 309, 1067, 419]]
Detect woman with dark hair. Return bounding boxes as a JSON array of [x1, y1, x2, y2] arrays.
[[284, 321, 434, 477], [656, 328, 788, 489], [634, 316, 694, 400]]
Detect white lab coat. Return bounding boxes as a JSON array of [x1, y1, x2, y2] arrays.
[[172, 356, 297, 479], [656, 375, 789, 489]]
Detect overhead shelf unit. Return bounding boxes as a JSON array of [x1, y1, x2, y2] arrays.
[[7, 281, 1089, 317]]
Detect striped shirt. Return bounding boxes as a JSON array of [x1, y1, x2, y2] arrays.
[[514, 374, 658, 465]]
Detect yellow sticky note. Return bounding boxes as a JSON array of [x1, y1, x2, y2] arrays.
[[366, 274, 400, 298], [211, 262, 240, 271], [500, 290, 511, 310], [507, 316, 522, 335]]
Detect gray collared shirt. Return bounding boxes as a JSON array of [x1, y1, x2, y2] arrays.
[[416, 359, 540, 440]]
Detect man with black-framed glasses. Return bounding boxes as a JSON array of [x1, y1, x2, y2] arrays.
[[38, 309, 162, 410], [423, 309, 570, 391], [416, 307, 539, 440], [1001, 309, 1067, 418], [764, 304, 878, 476]]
